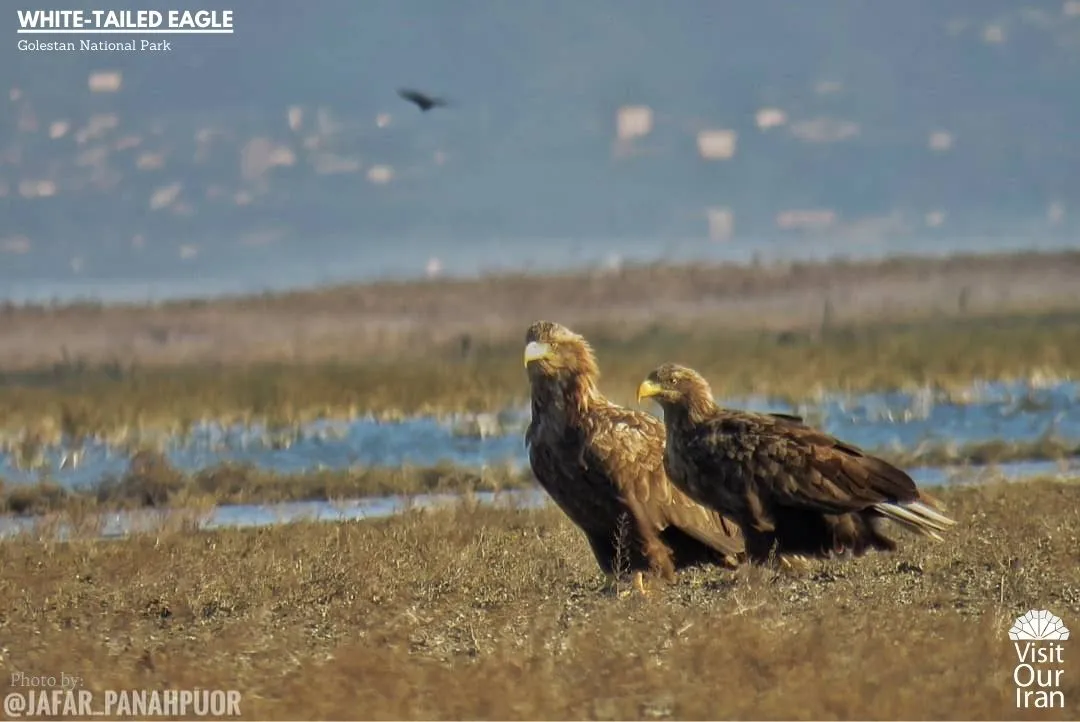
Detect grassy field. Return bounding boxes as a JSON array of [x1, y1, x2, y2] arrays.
[[4, 250, 1080, 371], [2, 309, 1079, 439], [2, 253, 1080, 719], [2, 251, 1080, 438], [2, 480, 1078, 720]]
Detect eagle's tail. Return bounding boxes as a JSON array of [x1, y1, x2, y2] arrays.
[[871, 499, 957, 541]]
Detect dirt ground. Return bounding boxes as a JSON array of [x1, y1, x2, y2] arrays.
[[2, 480, 1078, 720], [2, 250, 1079, 370]]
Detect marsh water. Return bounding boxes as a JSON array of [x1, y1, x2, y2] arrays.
[[5, 455, 1077, 543], [3, 379, 1078, 487], [1, 378, 1078, 539]]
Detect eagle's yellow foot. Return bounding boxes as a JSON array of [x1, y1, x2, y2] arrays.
[[601, 572, 649, 597], [779, 554, 812, 573], [632, 570, 650, 597]]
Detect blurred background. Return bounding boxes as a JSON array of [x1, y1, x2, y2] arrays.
[[3, 0, 1080, 303]]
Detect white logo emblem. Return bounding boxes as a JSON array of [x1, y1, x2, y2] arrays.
[[1010, 609, 1068, 709], [1010, 609, 1071, 641]]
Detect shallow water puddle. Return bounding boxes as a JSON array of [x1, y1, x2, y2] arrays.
[[1, 379, 1077, 488], [1, 457, 1077, 542]]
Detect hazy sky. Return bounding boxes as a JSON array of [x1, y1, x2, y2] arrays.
[[3, 0, 1079, 301]]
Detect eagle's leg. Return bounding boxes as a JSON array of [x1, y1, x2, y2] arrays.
[[633, 570, 649, 597]]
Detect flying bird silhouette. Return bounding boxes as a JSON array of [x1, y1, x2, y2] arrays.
[[397, 88, 448, 112]]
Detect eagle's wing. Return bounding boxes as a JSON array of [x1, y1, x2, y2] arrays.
[[767, 412, 805, 424], [590, 403, 743, 557], [691, 410, 918, 515]]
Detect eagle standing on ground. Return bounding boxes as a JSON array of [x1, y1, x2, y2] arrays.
[[637, 363, 956, 564], [523, 322, 745, 595]]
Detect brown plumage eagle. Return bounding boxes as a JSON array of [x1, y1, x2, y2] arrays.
[[637, 363, 956, 564], [523, 321, 745, 595]]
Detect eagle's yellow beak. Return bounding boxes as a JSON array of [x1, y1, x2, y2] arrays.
[[523, 341, 552, 367], [637, 379, 662, 404]]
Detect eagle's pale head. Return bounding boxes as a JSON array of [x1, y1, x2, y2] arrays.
[[636, 362, 713, 410], [523, 320, 600, 381]]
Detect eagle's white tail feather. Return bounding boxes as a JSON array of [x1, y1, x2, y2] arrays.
[[873, 499, 956, 541], [904, 500, 957, 529]]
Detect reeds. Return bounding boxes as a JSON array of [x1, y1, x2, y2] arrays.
[[1, 310, 1078, 438]]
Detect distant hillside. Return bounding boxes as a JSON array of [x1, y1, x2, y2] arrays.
[[3, 0, 1080, 286]]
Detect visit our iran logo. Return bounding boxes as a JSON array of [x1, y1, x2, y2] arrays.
[[1009, 609, 1069, 710]]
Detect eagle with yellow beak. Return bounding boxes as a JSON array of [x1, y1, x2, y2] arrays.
[[523, 321, 744, 595], [637, 362, 956, 564]]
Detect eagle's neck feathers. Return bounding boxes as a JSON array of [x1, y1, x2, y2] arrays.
[[531, 370, 601, 429], [664, 386, 719, 428], [687, 389, 720, 425]]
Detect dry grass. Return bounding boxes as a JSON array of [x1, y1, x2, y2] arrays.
[[2, 480, 1079, 720], [896, 437, 1080, 469], [2, 309, 1079, 437], [0, 457, 534, 515], [4, 250, 1080, 372]]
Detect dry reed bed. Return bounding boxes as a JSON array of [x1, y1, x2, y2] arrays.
[[2, 310, 1079, 438], [4, 250, 1080, 371], [2, 480, 1078, 720]]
